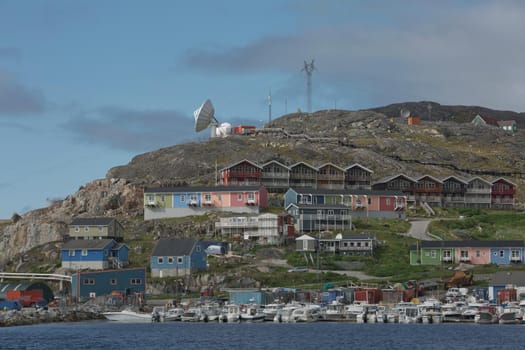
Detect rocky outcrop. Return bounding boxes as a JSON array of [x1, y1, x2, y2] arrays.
[[0, 178, 144, 268]]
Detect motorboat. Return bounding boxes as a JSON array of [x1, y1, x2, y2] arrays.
[[274, 305, 299, 323], [324, 301, 347, 322], [441, 302, 465, 323], [102, 309, 153, 322], [396, 302, 421, 324], [262, 303, 284, 321], [180, 307, 204, 322], [499, 302, 523, 324], [291, 304, 323, 323], [224, 304, 241, 323], [344, 303, 366, 323], [475, 305, 499, 324], [151, 306, 184, 322], [240, 304, 265, 322]]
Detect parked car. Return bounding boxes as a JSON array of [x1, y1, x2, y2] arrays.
[[288, 266, 308, 273]]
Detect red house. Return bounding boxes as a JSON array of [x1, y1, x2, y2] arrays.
[[220, 159, 262, 186], [491, 177, 516, 208]]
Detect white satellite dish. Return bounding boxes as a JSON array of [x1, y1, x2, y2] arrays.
[[400, 108, 410, 119], [194, 99, 217, 132]]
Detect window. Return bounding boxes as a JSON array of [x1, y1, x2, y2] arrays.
[[131, 278, 142, 285], [74, 226, 80, 232], [196, 245, 201, 252], [83, 278, 95, 285], [177, 257, 183, 264], [499, 250, 504, 258], [69, 250, 75, 257], [98, 226, 103, 232], [443, 250, 451, 258], [218, 194, 222, 201], [386, 198, 391, 206], [512, 250, 521, 258], [84, 226, 89, 231], [431, 250, 436, 258], [460, 251, 469, 260], [204, 194, 211, 202], [81, 249, 88, 256], [157, 257, 164, 264], [168, 257, 174, 264], [181, 194, 186, 202], [367, 197, 371, 205], [237, 193, 243, 201], [327, 210, 334, 216], [160, 195, 165, 202], [476, 250, 480, 257], [248, 193, 255, 201], [110, 278, 117, 285]]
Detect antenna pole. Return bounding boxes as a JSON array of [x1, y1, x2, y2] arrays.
[[301, 60, 316, 113], [268, 89, 272, 123]]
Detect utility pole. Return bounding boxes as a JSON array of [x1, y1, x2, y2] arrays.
[[301, 60, 316, 113]]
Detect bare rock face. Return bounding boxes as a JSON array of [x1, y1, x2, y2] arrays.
[[0, 177, 144, 267]]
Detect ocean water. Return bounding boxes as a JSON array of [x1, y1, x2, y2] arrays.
[[1, 321, 524, 350]]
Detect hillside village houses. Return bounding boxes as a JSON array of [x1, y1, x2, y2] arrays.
[[471, 114, 518, 133], [52, 156, 520, 297]]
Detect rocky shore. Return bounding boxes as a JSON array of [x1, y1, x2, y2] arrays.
[[0, 306, 105, 327]]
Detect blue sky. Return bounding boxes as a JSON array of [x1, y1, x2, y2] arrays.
[[1, 0, 525, 218]]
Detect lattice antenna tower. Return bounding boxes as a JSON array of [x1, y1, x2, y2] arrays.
[[301, 59, 316, 113]]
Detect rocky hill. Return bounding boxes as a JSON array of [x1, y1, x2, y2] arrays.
[[1, 103, 525, 270]]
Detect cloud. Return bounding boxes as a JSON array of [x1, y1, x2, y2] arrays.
[[62, 106, 199, 152], [0, 70, 47, 115], [181, 1, 525, 111]]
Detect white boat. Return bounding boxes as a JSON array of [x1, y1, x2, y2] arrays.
[[292, 304, 323, 323], [180, 307, 204, 322], [201, 303, 222, 322], [395, 302, 421, 324], [240, 304, 265, 322], [441, 302, 465, 323], [499, 302, 523, 324], [274, 305, 299, 323], [103, 309, 153, 322], [262, 303, 284, 321], [475, 305, 499, 324], [344, 303, 367, 323], [224, 304, 241, 323], [151, 306, 184, 322], [324, 301, 347, 322]]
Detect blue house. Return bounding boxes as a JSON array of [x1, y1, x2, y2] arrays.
[[150, 238, 207, 277], [61, 239, 129, 271], [71, 267, 146, 302]]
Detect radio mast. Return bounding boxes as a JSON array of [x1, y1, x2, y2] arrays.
[[301, 60, 316, 113]]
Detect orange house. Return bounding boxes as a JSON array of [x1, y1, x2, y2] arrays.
[[408, 115, 421, 125]]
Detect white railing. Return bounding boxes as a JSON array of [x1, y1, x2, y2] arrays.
[[0, 272, 72, 283]]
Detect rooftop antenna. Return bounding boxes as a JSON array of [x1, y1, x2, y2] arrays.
[[268, 89, 272, 123], [301, 59, 316, 113]]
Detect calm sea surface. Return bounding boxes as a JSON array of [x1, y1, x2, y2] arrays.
[[1, 321, 525, 350]]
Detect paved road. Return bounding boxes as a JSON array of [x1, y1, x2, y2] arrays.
[[406, 219, 434, 240]]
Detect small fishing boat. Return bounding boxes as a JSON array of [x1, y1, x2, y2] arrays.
[[103, 309, 153, 322]]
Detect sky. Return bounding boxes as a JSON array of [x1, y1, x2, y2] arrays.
[[1, 0, 525, 219]]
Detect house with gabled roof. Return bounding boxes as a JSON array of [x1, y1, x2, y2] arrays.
[[441, 175, 468, 207], [261, 160, 290, 192], [465, 176, 492, 208], [61, 239, 129, 270], [289, 162, 318, 189], [491, 177, 516, 209], [143, 185, 268, 220], [344, 163, 373, 190], [409, 240, 525, 266], [317, 162, 345, 190], [372, 174, 416, 203], [284, 187, 407, 221], [286, 203, 352, 232], [415, 175, 443, 206], [150, 238, 207, 277], [219, 159, 262, 186], [320, 233, 377, 256], [69, 217, 124, 242], [471, 114, 499, 127], [497, 120, 518, 133]]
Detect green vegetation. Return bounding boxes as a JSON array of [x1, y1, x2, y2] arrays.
[[429, 210, 525, 240]]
